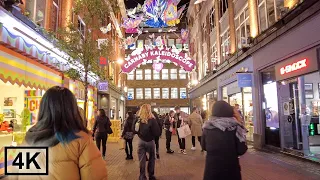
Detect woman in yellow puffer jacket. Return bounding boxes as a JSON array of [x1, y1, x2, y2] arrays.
[[10, 86, 108, 180]]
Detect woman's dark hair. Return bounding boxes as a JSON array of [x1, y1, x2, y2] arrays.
[[34, 86, 88, 143], [127, 111, 134, 119], [212, 101, 234, 117], [98, 109, 107, 117], [169, 110, 175, 116]]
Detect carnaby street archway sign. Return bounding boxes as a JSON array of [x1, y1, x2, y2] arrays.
[[121, 47, 196, 73]]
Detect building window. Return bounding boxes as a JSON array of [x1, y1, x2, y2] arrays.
[[219, 0, 228, 18], [78, 17, 86, 38], [26, 0, 47, 27], [179, 69, 187, 79], [162, 69, 169, 80], [137, 40, 144, 49], [153, 70, 160, 80], [168, 39, 175, 47], [145, 88, 152, 99], [235, 6, 250, 50], [176, 39, 182, 49], [51, 0, 60, 32], [127, 70, 135, 80], [170, 69, 177, 79], [136, 88, 143, 99], [221, 29, 230, 61], [180, 88, 187, 99], [153, 88, 160, 99], [258, 0, 268, 32], [136, 69, 143, 80], [171, 88, 178, 99], [209, 8, 215, 32], [127, 88, 134, 100], [145, 69, 152, 80], [211, 43, 218, 69], [162, 88, 169, 99]]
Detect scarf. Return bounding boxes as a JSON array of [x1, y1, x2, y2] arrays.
[[203, 117, 247, 142]]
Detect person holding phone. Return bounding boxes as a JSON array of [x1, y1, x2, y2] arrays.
[[164, 110, 175, 154]]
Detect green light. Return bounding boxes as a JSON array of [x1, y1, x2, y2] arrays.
[[310, 123, 314, 130]]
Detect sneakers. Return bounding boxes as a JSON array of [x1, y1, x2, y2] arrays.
[[166, 150, 174, 154], [102, 156, 106, 160], [191, 147, 196, 151], [182, 150, 187, 155]]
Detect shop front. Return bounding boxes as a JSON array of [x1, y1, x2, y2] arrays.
[[0, 46, 62, 175], [217, 57, 254, 141], [260, 47, 320, 158]]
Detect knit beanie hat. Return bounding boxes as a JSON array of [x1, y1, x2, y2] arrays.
[[211, 101, 234, 117]]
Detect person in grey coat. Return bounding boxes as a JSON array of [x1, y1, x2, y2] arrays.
[[187, 107, 203, 151], [202, 101, 248, 180]]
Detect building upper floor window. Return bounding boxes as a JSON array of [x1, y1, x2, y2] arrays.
[[168, 39, 175, 47], [26, 0, 47, 27], [136, 69, 143, 80], [180, 88, 187, 99], [209, 8, 215, 32], [179, 69, 187, 79], [127, 88, 134, 100], [235, 6, 250, 50], [78, 17, 86, 39], [170, 69, 177, 79], [162, 69, 169, 80], [136, 88, 143, 99], [219, 0, 228, 18], [51, 0, 60, 32], [145, 69, 152, 80], [221, 29, 230, 61], [171, 88, 178, 99], [153, 70, 160, 80], [211, 44, 218, 69], [127, 71, 135, 80], [145, 88, 152, 99], [176, 39, 182, 49], [153, 88, 160, 99], [137, 40, 144, 49], [162, 88, 169, 99]]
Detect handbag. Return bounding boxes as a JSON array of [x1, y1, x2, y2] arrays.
[[105, 119, 113, 134], [124, 132, 134, 139], [119, 138, 125, 150], [177, 120, 191, 138]]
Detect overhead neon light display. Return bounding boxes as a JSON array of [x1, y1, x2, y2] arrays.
[[280, 59, 307, 75]]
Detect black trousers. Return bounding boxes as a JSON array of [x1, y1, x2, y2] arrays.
[[95, 132, 108, 156], [154, 136, 160, 154], [165, 130, 172, 150], [125, 139, 133, 157], [177, 132, 186, 150], [192, 136, 202, 147]]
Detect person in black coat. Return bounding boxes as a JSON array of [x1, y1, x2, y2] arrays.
[[202, 101, 248, 180], [164, 110, 175, 153], [152, 111, 163, 159], [122, 111, 135, 160]]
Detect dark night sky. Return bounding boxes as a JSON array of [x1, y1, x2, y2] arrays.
[[124, 0, 190, 9]]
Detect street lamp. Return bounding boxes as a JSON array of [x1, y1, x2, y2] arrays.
[[117, 58, 124, 65]]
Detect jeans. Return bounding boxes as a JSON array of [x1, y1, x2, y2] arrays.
[[125, 139, 133, 157], [138, 138, 156, 180], [192, 136, 202, 147], [95, 132, 108, 156], [165, 130, 172, 150], [177, 132, 185, 150], [154, 136, 160, 154]]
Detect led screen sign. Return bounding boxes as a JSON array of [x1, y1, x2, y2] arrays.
[[280, 59, 307, 75]]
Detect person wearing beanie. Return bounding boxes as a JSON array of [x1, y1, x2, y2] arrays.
[[201, 101, 248, 180]]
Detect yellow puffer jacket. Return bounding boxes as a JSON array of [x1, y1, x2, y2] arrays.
[[10, 131, 108, 180]]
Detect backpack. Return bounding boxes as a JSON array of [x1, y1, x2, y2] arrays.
[[134, 118, 150, 137]]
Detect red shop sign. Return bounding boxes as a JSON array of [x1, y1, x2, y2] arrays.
[[280, 59, 307, 75]]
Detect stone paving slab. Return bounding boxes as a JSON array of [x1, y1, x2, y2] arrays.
[[105, 135, 320, 180]]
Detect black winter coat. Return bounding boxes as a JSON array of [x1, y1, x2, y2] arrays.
[[201, 119, 247, 180]]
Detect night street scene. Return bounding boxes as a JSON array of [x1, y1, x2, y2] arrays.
[[1, 0, 320, 180]]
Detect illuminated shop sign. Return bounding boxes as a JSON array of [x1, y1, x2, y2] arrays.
[[280, 59, 307, 75]]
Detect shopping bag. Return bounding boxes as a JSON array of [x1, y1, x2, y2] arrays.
[[119, 139, 125, 150], [177, 125, 191, 138]]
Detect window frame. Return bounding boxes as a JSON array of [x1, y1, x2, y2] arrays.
[[179, 69, 187, 79], [221, 29, 230, 61], [127, 88, 135, 100], [144, 88, 152, 99], [127, 71, 135, 80], [77, 17, 86, 39], [153, 88, 161, 99], [162, 69, 169, 80], [170, 69, 178, 80], [136, 88, 143, 99], [162, 88, 169, 99], [180, 88, 187, 99], [235, 5, 250, 50], [136, 69, 143, 80], [170, 88, 178, 99], [144, 69, 152, 80]]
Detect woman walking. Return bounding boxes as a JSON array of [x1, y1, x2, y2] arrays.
[[22, 86, 108, 179], [202, 101, 248, 180], [93, 109, 112, 160], [135, 104, 161, 180], [122, 111, 135, 160], [188, 107, 203, 151], [152, 111, 163, 159], [174, 106, 188, 154], [164, 110, 175, 153]]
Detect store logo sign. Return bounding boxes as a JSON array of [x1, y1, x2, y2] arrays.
[[280, 59, 307, 75], [98, 81, 108, 91]]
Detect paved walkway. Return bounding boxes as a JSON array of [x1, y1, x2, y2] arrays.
[[105, 135, 320, 180]]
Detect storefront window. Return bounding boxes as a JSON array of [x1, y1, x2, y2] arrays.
[[171, 88, 178, 99], [127, 71, 135, 80], [235, 6, 250, 50], [180, 88, 187, 99], [26, 0, 47, 27], [222, 86, 228, 102], [145, 69, 152, 80], [110, 97, 117, 119], [136, 69, 143, 80], [153, 88, 160, 99], [162, 69, 169, 80], [162, 88, 169, 99], [170, 69, 177, 79], [145, 88, 152, 99], [136, 88, 143, 99], [127, 88, 134, 100]]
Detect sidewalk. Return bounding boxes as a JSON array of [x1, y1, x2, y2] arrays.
[[105, 135, 320, 180]]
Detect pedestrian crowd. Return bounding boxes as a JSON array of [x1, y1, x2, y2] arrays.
[[9, 86, 248, 180]]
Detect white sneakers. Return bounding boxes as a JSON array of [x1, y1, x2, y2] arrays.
[[180, 149, 187, 155], [191, 147, 196, 151]]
